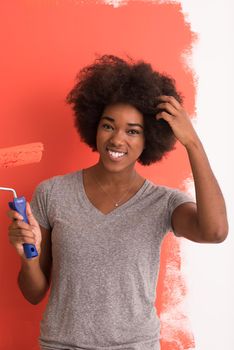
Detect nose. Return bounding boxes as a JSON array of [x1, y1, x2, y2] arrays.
[[109, 130, 125, 147]]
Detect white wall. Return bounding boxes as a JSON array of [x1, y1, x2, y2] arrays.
[[179, 1, 234, 349]]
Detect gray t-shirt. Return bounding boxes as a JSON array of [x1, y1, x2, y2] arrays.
[[31, 170, 194, 350]]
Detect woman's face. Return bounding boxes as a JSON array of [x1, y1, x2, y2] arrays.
[[96, 103, 145, 173]]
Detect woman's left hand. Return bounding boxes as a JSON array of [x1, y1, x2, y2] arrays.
[[156, 95, 199, 147]]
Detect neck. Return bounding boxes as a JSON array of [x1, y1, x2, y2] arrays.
[[89, 162, 137, 188]]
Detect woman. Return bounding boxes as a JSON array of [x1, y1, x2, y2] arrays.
[[8, 55, 228, 350]]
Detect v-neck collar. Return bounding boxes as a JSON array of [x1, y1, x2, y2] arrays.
[[77, 169, 149, 217]]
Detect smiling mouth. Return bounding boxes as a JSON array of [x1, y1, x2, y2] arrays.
[[106, 148, 127, 160]]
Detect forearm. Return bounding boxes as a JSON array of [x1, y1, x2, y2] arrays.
[[18, 257, 50, 305], [186, 137, 228, 242]]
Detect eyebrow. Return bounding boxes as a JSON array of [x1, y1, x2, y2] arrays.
[[101, 115, 144, 129]]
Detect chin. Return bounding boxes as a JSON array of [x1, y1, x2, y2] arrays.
[[99, 158, 135, 173]]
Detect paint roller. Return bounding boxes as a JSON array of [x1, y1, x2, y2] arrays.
[[0, 142, 43, 259]]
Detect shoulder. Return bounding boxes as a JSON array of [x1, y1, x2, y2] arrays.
[[32, 170, 82, 203], [35, 170, 81, 192], [143, 179, 195, 210], [144, 179, 185, 198]]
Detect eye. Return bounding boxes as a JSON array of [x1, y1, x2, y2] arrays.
[[102, 123, 113, 130], [127, 129, 141, 135]]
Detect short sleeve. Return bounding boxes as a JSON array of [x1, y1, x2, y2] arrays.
[[30, 180, 53, 230], [166, 189, 196, 235]]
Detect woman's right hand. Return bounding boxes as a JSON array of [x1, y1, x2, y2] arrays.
[[8, 203, 42, 260]]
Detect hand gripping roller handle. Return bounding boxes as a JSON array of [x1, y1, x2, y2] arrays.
[[0, 187, 38, 259]]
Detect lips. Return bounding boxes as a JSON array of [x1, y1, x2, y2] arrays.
[[106, 147, 127, 161]]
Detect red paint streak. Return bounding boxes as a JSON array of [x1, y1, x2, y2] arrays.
[[0, 143, 44, 168], [157, 235, 195, 349]]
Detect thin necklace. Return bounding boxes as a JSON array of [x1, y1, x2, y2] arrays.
[[91, 171, 137, 208]]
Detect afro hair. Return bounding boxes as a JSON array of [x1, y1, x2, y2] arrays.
[[66, 54, 183, 165]]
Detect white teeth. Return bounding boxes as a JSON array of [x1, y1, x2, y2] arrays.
[[108, 150, 125, 158]]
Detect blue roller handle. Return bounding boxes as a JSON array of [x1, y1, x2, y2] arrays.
[[9, 197, 38, 259]]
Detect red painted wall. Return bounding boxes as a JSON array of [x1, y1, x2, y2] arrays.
[[0, 1, 195, 349]]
